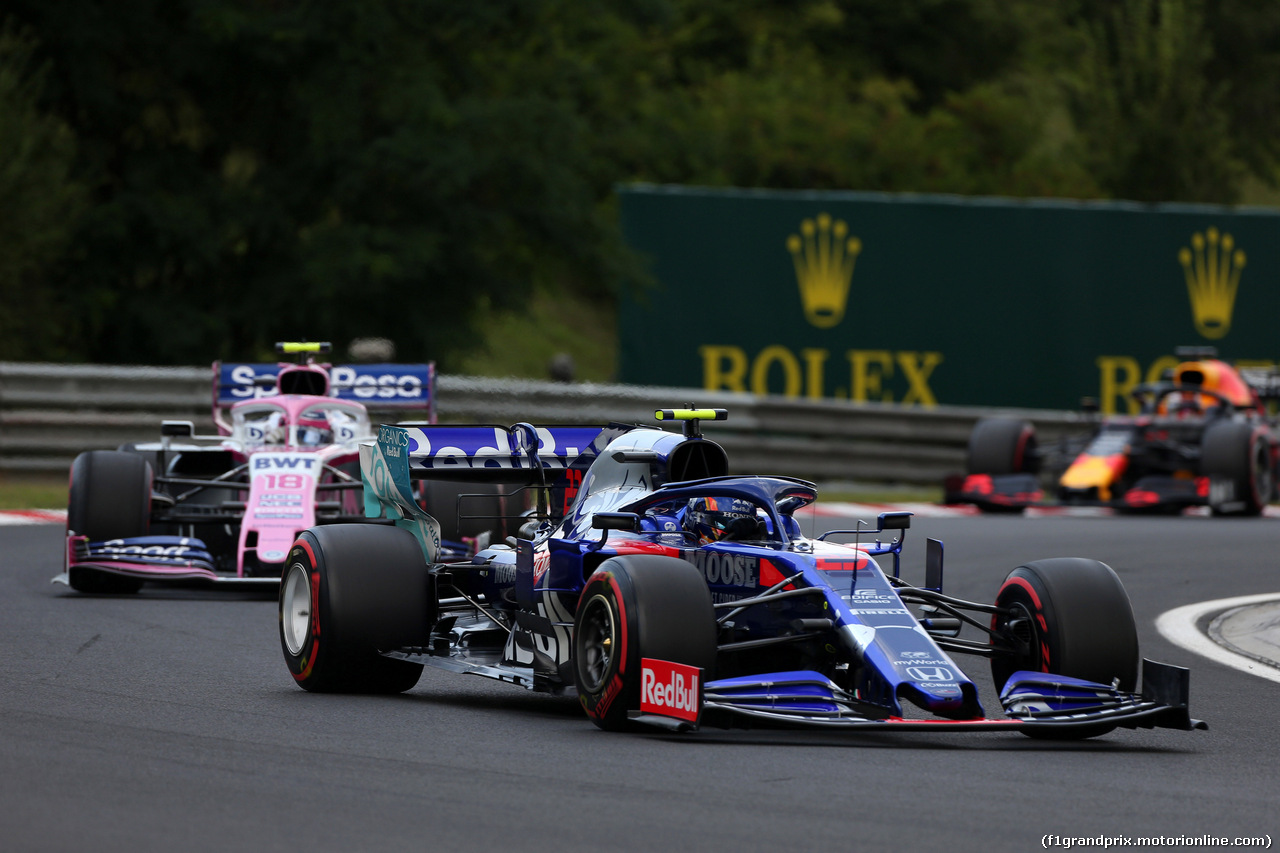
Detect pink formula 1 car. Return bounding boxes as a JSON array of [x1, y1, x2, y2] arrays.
[[55, 342, 478, 594]]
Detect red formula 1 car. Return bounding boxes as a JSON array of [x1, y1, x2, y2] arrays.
[[949, 348, 1280, 515]]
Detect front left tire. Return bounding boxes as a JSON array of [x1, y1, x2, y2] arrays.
[[990, 557, 1139, 739]]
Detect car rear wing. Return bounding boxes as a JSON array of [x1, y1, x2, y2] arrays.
[[359, 423, 622, 563], [1239, 366, 1280, 401], [397, 424, 611, 479], [212, 361, 436, 419]]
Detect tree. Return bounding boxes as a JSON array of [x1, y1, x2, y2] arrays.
[[1068, 0, 1243, 202], [0, 24, 84, 360], [3, 0, 640, 366]]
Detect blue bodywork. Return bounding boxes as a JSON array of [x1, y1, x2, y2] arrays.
[[359, 417, 1204, 735]]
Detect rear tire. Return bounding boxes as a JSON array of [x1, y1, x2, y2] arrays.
[[1202, 420, 1272, 516], [66, 451, 152, 594], [574, 555, 717, 731], [991, 558, 1138, 739], [279, 525, 431, 693]]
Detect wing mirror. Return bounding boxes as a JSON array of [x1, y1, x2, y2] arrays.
[[877, 511, 911, 531], [592, 512, 640, 532], [160, 420, 194, 438], [590, 512, 640, 550]]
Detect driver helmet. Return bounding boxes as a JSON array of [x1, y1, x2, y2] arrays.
[[684, 496, 759, 544], [296, 413, 333, 447], [1157, 390, 1210, 418]]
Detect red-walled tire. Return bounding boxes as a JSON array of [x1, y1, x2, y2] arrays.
[[965, 418, 1038, 515], [574, 555, 716, 731], [280, 524, 431, 693], [991, 558, 1138, 739], [967, 418, 1038, 476]]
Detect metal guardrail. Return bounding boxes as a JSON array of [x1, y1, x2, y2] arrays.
[[0, 362, 1087, 484]]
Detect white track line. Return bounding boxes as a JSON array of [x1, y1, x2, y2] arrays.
[[1156, 594, 1280, 685]]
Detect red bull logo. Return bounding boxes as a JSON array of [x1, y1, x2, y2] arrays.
[[640, 658, 702, 723]]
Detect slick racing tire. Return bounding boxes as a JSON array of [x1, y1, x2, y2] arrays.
[[574, 555, 717, 732], [967, 418, 1038, 476], [991, 558, 1138, 739], [1201, 420, 1273, 516], [66, 450, 152, 594], [280, 524, 430, 693], [417, 480, 510, 546], [966, 418, 1038, 515]]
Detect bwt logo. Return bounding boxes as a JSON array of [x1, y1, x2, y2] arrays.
[[253, 457, 318, 470]]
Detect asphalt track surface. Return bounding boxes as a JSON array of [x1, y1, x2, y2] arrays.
[[3, 512, 1279, 853]]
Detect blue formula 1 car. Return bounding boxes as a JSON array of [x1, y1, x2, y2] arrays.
[[278, 409, 1205, 738]]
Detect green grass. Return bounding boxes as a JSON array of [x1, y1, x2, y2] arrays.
[[456, 285, 618, 382], [0, 473, 68, 510]]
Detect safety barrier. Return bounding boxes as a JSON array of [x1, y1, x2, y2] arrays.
[[0, 362, 1085, 484]]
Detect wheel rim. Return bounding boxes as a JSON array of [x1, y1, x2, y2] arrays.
[[992, 596, 1040, 689], [281, 562, 313, 657], [576, 594, 617, 693], [1003, 601, 1038, 668]]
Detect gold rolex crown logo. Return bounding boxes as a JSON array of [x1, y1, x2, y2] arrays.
[[1179, 226, 1245, 340], [787, 213, 861, 329]]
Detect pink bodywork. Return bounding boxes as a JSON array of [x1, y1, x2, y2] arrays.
[[63, 353, 436, 588], [224, 394, 370, 575]]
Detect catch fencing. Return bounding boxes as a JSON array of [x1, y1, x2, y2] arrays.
[[0, 362, 1085, 485]]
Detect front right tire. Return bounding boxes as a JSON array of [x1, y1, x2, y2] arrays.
[[965, 418, 1038, 515], [66, 450, 152, 594], [967, 418, 1038, 476], [573, 555, 717, 731], [1202, 420, 1272, 516]]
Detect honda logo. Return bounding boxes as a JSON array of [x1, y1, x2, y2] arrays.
[[906, 666, 954, 682]]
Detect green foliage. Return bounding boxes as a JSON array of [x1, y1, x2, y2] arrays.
[[0, 24, 84, 360], [1, 0, 1278, 371], [1070, 0, 1242, 201]]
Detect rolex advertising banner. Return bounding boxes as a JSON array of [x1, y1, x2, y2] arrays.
[[617, 184, 1280, 413]]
